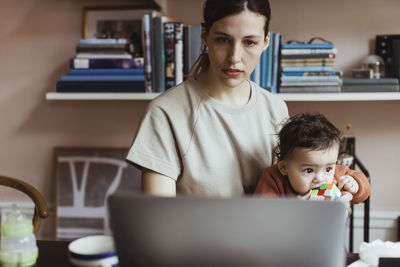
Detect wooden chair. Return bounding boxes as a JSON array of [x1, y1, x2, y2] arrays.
[[0, 174, 49, 236], [348, 155, 370, 253]]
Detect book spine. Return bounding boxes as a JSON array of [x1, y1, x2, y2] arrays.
[[254, 60, 261, 85], [56, 81, 146, 93], [142, 13, 153, 92], [60, 75, 145, 82], [75, 43, 129, 53], [70, 58, 144, 69], [271, 32, 281, 94], [79, 38, 127, 45], [281, 43, 334, 49], [75, 53, 133, 59], [281, 53, 335, 59], [281, 48, 337, 55], [175, 22, 184, 85], [282, 66, 332, 72], [188, 26, 202, 76], [265, 32, 274, 90], [260, 49, 267, 88], [152, 16, 164, 92], [164, 22, 176, 89], [281, 71, 340, 77], [69, 68, 144, 75]]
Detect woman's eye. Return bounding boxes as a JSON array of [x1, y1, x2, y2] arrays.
[[216, 37, 230, 43], [304, 168, 313, 174], [244, 40, 256, 46]]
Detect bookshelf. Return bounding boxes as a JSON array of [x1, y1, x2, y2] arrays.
[[45, 91, 400, 101]]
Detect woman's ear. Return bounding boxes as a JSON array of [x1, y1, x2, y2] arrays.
[[263, 32, 270, 51], [277, 160, 288, 176], [201, 28, 208, 46]]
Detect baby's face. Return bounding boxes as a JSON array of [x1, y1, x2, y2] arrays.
[[278, 143, 339, 195]]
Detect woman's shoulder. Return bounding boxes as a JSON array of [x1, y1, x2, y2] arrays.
[[251, 82, 289, 121], [147, 78, 203, 113]]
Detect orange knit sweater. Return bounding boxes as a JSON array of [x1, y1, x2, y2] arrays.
[[254, 164, 370, 204]]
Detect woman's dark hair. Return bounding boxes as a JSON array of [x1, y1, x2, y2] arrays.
[[191, 0, 271, 74], [275, 113, 342, 161]]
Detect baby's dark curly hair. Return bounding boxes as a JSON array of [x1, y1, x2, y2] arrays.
[[275, 113, 341, 160]]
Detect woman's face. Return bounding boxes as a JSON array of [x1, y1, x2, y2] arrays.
[[202, 9, 269, 89]]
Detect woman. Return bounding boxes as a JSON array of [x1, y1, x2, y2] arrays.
[[127, 0, 288, 197]]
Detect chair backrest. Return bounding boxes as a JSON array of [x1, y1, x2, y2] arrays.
[[0, 175, 49, 235]]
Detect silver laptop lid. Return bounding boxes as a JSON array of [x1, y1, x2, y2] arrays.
[[108, 193, 346, 267]]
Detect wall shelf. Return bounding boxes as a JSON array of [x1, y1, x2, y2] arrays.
[[45, 91, 400, 101]]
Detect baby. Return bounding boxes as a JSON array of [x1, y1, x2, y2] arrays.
[[254, 113, 370, 205]]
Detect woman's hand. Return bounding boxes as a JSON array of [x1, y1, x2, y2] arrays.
[[337, 175, 359, 194]]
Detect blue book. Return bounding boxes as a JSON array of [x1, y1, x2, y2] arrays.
[[281, 43, 334, 49], [282, 66, 332, 72], [260, 49, 267, 88], [60, 75, 145, 82], [250, 70, 256, 82], [282, 71, 339, 77], [265, 32, 274, 89], [69, 68, 144, 75]]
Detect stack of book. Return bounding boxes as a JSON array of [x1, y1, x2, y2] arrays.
[[342, 78, 400, 92], [250, 32, 281, 93], [142, 10, 202, 92], [279, 42, 341, 93], [56, 38, 146, 93]]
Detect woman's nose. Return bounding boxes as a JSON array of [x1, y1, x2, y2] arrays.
[[227, 43, 242, 64]]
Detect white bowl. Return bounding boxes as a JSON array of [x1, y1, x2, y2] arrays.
[[68, 235, 119, 267]]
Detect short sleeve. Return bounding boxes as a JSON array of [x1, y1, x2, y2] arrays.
[[126, 103, 181, 180]]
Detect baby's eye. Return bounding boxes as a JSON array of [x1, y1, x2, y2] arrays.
[[325, 167, 333, 173], [304, 168, 313, 174]]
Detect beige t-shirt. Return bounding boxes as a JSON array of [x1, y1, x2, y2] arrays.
[[127, 76, 288, 196]]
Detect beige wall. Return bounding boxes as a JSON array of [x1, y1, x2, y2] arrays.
[[0, 0, 399, 238]]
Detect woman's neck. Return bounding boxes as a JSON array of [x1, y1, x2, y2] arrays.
[[194, 70, 251, 107]]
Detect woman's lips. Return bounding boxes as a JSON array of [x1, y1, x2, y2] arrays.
[[222, 69, 243, 76]]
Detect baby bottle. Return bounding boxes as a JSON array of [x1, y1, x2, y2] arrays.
[[0, 204, 38, 267]]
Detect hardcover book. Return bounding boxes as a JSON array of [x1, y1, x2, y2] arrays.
[[164, 21, 176, 89], [69, 68, 144, 75], [183, 25, 202, 76], [281, 43, 334, 49], [174, 22, 184, 85], [71, 58, 144, 69], [56, 81, 146, 93], [60, 75, 145, 82], [152, 15, 175, 92]]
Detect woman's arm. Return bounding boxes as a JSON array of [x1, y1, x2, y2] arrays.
[[141, 168, 176, 197]]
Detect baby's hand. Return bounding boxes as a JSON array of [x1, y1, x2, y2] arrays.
[[296, 190, 311, 200], [337, 175, 359, 194], [338, 191, 353, 216]]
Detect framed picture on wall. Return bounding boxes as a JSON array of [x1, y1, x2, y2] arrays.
[[82, 6, 157, 56], [55, 147, 141, 240]]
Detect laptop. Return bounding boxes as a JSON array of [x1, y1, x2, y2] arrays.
[[108, 193, 347, 267]]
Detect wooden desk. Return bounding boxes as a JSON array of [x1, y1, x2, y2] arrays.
[[36, 239, 360, 267], [37, 240, 70, 267]]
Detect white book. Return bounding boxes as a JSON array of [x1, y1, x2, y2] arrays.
[[281, 48, 338, 55], [76, 53, 132, 59], [175, 23, 184, 85]]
